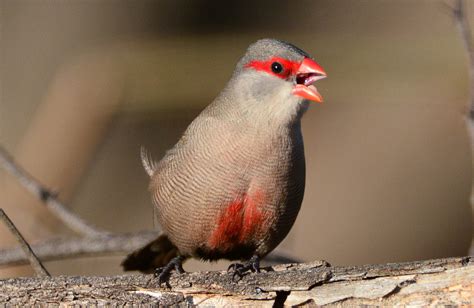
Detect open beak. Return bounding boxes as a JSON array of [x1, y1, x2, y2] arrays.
[[292, 57, 327, 103]]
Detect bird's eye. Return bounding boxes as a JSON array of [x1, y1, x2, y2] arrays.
[[271, 62, 283, 74]]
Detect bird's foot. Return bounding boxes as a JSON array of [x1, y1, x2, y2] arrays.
[[154, 255, 185, 287], [228, 255, 260, 281]]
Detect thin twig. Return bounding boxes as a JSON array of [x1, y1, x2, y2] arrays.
[[0, 229, 299, 268], [0, 230, 159, 267], [0, 146, 106, 237], [0, 209, 50, 277]]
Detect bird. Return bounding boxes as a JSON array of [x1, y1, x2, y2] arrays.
[[121, 38, 327, 282]]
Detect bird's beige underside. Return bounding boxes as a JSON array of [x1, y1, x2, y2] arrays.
[[150, 114, 306, 260]]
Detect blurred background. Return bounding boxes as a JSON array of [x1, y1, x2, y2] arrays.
[[0, 0, 472, 277]]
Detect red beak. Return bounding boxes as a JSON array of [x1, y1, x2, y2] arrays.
[[292, 57, 327, 103]]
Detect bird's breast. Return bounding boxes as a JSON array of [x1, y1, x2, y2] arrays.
[[155, 120, 305, 260], [195, 188, 274, 260], [208, 189, 267, 245]]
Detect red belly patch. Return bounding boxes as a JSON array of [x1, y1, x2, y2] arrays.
[[208, 190, 267, 251]]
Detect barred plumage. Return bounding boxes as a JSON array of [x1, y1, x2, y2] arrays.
[[122, 38, 326, 274]]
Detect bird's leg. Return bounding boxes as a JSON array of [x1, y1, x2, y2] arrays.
[[154, 255, 186, 286], [228, 255, 260, 281]]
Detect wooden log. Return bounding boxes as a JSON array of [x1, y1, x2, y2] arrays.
[[0, 257, 472, 306]]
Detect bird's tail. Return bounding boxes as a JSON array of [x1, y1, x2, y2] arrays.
[[140, 146, 156, 177], [121, 233, 180, 273]]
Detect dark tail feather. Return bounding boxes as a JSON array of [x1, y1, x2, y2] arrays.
[[121, 233, 180, 273]]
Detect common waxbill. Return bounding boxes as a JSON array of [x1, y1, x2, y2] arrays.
[[122, 38, 327, 281]]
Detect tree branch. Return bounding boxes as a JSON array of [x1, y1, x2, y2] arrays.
[[0, 230, 298, 268], [0, 146, 105, 237], [0, 257, 471, 306], [0, 230, 159, 267], [0, 209, 50, 277]]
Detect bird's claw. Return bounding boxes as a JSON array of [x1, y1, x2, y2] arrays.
[[227, 263, 244, 272], [228, 255, 260, 281], [153, 255, 185, 287], [154, 267, 171, 287]]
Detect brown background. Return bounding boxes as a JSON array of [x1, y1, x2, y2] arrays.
[[0, 0, 472, 277]]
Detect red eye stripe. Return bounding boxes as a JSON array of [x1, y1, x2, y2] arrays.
[[245, 57, 301, 79]]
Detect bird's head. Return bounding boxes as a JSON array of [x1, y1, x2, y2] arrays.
[[227, 39, 327, 125]]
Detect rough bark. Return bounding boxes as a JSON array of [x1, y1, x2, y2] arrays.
[[0, 257, 472, 306]]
